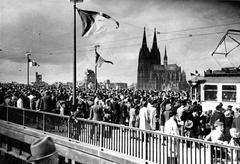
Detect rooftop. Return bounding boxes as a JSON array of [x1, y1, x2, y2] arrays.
[[204, 67, 240, 77]]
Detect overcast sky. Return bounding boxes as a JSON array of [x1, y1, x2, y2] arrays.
[[1, 0, 240, 84]]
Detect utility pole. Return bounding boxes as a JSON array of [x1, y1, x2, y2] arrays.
[[95, 45, 100, 91]]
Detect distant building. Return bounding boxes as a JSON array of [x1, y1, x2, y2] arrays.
[[102, 80, 128, 89], [137, 28, 188, 91], [128, 83, 137, 89], [111, 83, 128, 89], [32, 72, 47, 87], [84, 69, 96, 89], [104, 80, 111, 89], [66, 82, 73, 87], [36, 72, 42, 82]]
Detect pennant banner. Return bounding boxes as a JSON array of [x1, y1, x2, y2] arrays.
[[28, 59, 40, 67], [95, 51, 113, 68], [77, 8, 119, 37]]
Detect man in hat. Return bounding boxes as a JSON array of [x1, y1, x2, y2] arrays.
[[224, 109, 234, 142], [28, 136, 58, 164], [165, 110, 179, 136], [164, 110, 179, 164], [209, 104, 225, 130]]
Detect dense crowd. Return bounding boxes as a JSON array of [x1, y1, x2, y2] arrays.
[[1, 82, 240, 152]]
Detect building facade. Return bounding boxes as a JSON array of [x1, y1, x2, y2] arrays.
[[84, 69, 96, 89], [137, 28, 188, 91]]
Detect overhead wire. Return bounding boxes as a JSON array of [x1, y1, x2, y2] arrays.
[[1, 21, 240, 60], [0, 30, 230, 60]]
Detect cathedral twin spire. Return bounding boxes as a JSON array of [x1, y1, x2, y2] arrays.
[[152, 28, 158, 50], [141, 27, 148, 48], [164, 45, 168, 67], [140, 27, 167, 66]]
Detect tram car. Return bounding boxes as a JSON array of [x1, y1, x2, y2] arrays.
[[189, 67, 240, 111]]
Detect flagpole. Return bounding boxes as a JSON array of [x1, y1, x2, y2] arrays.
[[94, 45, 99, 91], [95, 61, 97, 91], [73, 0, 77, 108], [26, 52, 31, 86]]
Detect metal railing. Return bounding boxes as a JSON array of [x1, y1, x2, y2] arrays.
[[1, 105, 240, 164]]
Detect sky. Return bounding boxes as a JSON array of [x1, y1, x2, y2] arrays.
[[0, 0, 240, 85]]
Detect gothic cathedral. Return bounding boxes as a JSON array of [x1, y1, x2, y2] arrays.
[[137, 28, 188, 91]]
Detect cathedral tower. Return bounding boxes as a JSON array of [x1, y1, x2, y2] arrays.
[[164, 45, 168, 67], [150, 28, 161, 65], [137, 27, 150, 89]]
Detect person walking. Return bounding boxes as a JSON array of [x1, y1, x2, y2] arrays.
[[224, 110, 233, 142], [210, 104, 225, 130], [89, 98, 103, 140], [129, 103, 136, 127], [147, 98, 157, 130], [139, 100, 151, 130], [164, 110, 179, 164]]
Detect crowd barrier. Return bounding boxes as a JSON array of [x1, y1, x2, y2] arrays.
[[1, 105, 240, 164]]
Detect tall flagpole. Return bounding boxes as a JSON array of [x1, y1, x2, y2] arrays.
[[69, 0, 83, 108], [95, 60, 97, 91], [73, 0, 77, 108], [95, 45, 100, 91], [25, 52, 31, 86]]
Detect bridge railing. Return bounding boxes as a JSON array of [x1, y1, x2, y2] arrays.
[[1, 105, 240, 164]]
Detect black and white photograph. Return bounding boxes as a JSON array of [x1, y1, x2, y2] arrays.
[[1, 0, 240, 163]]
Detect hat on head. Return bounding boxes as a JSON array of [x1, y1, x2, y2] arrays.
[[184, 120, 193, 129], [216, 105, 221, 110], [28, 136, 57, 162], [214, 119, 224, 127], [227, 105, 233, 108], [236, 107, 240, 112]]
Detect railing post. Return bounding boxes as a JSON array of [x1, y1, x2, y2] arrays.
[[67, 118, 70, 138], [22, 109, 25, 126], [143, 131, 147, 162], [99, 122, 103, 149], [43, 113, 45, 132], [6, 106, 9, 122]]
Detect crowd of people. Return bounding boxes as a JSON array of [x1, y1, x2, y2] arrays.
[[1, 82, 240, 153]]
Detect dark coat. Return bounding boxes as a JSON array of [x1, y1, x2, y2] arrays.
[[225, 116, 233, 142], [111, 101, 120, 123], [89, 104, 103, 121], [39, 95, 53, 112], [210, 110, 225, 129]]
